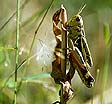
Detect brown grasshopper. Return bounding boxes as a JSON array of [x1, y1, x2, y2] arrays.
[[65, 5, 95, 88]]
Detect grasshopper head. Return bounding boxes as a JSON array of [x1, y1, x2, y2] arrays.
[[65, 4, 86, 32], [65, 14, 83, 33], [73, 14, 83, 26]]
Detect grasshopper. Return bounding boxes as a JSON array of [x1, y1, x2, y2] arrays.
[[65, 5, 95, 88]]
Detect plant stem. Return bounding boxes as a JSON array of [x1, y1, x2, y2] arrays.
[[60, 27, 67, 104], [60, 5, 67, 104], [61, 26, 67, 74], [14, 0, 20, 103]]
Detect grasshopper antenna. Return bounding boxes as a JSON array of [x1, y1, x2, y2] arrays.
[[77, 4, 86, 15]]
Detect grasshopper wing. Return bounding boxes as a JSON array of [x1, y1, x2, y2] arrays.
[[75, 35, 93, 68]]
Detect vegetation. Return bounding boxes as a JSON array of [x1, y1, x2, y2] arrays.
[[0, 0, 112, 104]]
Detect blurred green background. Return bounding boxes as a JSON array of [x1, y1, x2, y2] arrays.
[[0, 0, 112, 104]]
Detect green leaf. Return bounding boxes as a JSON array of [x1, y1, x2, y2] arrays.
[[23, 73, 51, 81], [103, 23, 110, 45]]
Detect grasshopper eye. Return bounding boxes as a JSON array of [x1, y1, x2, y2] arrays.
[[76, 17, 80, 21]]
